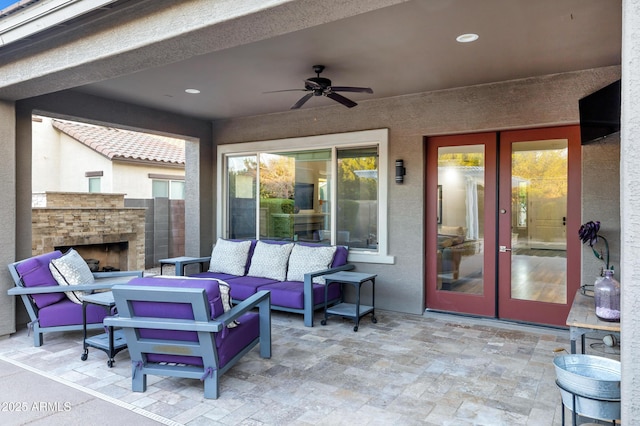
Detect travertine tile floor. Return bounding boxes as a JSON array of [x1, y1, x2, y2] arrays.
[[2, 305, 619, 426]]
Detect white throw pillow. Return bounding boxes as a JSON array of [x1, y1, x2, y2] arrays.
[[208, 238, 252, 276], [216, 280, 239, 328], [247, 241, 294, 281], [286, 244, 337, 284], [49, 248, 95, 304]]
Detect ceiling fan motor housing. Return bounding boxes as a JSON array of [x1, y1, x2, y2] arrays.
[[305, 77, 332, 94]]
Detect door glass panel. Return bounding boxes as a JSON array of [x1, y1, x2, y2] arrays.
[[510, 140, 568, 304], [437, 145, 485, 294]]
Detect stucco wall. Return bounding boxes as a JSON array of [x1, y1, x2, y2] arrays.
[[212, 66, 621, 315], [582, 136, 621, 281], [0, 100, 16, 338], [621, 0, 640, 421]]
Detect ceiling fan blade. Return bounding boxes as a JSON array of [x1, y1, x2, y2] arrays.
[[326, 92, 357, 108], [263, 89, 308, 94], [291, 93, 314, 109], [330, 86, 373, 94]]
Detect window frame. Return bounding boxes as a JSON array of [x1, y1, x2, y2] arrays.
[[217, 128, 393, 264]]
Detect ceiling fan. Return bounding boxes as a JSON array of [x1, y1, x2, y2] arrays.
[[265, 65, 373, 109]]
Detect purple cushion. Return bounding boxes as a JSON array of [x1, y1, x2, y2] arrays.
[[332, 246, 348, 267], [126, 277, 225, 319], [146, 312, 259, 368], [38, 299, 107, 327], [15, 251, 66, 308], [260, 280, 341, 309], [244, 240, 258, 274], [124, 277, 260, 369], [190, 271, 240, 282], [224, 275, 279, 300]]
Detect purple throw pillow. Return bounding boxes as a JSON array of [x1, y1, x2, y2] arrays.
[[15, 251, 65, 308]]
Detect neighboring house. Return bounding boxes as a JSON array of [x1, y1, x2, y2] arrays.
[[32, 116, 185, 199]]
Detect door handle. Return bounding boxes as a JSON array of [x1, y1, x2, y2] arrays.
[[563, 216, 566, 226], [499, 245, 512, 252]]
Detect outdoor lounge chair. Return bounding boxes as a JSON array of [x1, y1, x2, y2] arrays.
[[7, 250, 143, 347], [104, 277, 272, 399]]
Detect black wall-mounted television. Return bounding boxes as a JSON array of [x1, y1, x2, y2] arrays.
[[579, 80, 621, 144]]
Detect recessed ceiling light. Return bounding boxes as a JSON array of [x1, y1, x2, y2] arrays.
[[185, 88, 201, 94], [456, 33, 479, 43]]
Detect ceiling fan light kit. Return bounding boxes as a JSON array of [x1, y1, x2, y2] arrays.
[[265, 65, 373, 109]]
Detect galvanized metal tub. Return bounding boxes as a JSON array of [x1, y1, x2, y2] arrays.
[[553, 354, 620, 399], [554, 354, 621, 420]]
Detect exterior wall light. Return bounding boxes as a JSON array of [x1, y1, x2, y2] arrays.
[[395, 160, 406, 183]]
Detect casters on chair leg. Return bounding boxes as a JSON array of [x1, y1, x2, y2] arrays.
[[81, 350, 88, 361]]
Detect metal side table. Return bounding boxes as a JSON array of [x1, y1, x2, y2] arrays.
[[321, 271, 377, 332], [158, 256, 210, 276], [81, 291, 127, 367]]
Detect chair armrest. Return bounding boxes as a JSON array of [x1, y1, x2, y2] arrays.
[[8, 271, 142, 296], [214, 290, 271, 330], [8, 282, 118, 296], [105, 290, 271, 334], [304, 263, 355, 282]]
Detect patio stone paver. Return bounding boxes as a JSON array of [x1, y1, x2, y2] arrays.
[[0, 305, 620, 425]]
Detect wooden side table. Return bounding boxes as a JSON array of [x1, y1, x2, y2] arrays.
[[566, 289, 620, 354], [321, 271, 377, 332]]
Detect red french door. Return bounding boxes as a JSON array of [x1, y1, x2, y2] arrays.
[[426, 126, 581, 326], [497, 126, 582, 325], [426, 132, 498, 317]]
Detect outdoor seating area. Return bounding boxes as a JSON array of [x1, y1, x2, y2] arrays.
[[4, 249, 624, 424], [179, 238, 354, 327], [0, 306, 588, 425]]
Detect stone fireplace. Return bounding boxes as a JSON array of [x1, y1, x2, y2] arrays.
[[32, 192, 146, 271]]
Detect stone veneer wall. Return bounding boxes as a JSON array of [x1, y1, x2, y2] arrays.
[[31, 192, 146, 271], [32, 192, 125, 208]]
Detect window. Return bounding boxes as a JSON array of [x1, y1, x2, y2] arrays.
[[218, 129, 392, 264], [88, 177, 101, 193], [86, 171, 103, 193], [151, 177, 185, 199], [152, 180, 168, 198]]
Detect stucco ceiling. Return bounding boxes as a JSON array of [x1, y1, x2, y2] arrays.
[[55, 0, 623, 120]]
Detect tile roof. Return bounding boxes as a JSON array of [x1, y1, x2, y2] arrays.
[[52, 119, 185, 165]]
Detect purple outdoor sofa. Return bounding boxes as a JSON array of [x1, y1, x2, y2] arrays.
[[105, 276, 271, 399], [177, 238, 354, 326], [7, 249, 143, 347]]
